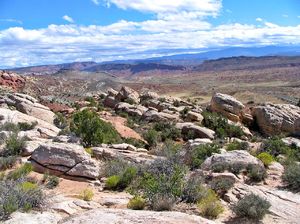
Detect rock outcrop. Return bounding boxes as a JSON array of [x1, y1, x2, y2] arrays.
[[201, 150, 264, 171], [0, 93, 56, 124], [0, 70, 26, 91], [30, 142, 100, 179], [176, 122, 215, 139], [115, 86, 140, 104], [252, 103, 300, 136]]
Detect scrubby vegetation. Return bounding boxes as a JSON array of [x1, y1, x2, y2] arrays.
[[127, 196, 146, 210], [210, 178, 235, 197], [3, 132, 27, 157], [70, 109, 121, 147], [246, 164, 267, 182], [233, 194, 270, 220], [282, 162, 300, 192], [257, 152, 274, 167], [202, 111, 244, 138], [80, 188, 94, 201], [226, 141, 249, 151], [197, 189, 224, 219]]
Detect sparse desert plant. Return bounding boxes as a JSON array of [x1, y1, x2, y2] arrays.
[[282, 162, 300, 192], [182, 176, 206, 203], [105, 166, 138, 190], [105, 175, 121, 190], [85, 147, 94, 156], [127, 196, 146, 210], [17, 121, 38, 131], [0, 178, 44, 220], [70, 109, 121, 147], [233, 193, 271, 220], [80, 188, 94, 201], [0, 156, 18, 171], [45, 176, 60, 189], [226, 141, 249, 151], [197, 189, 224, 219], [246, 164, 267, 182], [153, 121, 181, 141], [151, 194, 176, 211], [54, 112, 68, 129], [0, 122, 19, 132], [143, 129, 160, 148], [4, 132, 27, 157], [257, 152, 274, 167], [7, 163, 33, 180], [210, 178, 235, 197], [261, 137, 292, 158], [188, 143, 220, 169]]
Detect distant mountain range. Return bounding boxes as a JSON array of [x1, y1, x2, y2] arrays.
[[8, 45, 300, 75]]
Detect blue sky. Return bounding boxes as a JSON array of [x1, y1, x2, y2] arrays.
[[1, 0, 300, 68]]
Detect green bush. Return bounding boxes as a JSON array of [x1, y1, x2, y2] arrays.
[[189, 144, 220, 169], [210, 178, 235, 197], [0, 178, 44, 220], [282, 163, 300, 192], [70, 109, 121, 147], [7, 163, 33, 180], [153, 122, 181, 141], [202, 112, 243, 138], [261, 137, 294, 158], [43, 174, 60, 189], [127, 196, 146, 210], [128, 158, 187, 210], [226, 141, 249, 151], [233, 193, 270, 220], [4, 133, 27, 157], [182, 176, 206, 203], [143, 129, 160, 148], [197, 189, 224, 219], [105, 175, 121, 190], [124, 138, 146, 148], [85, 96, 97, 107], [0, 156, 18, 171], [17, 122, 37, 131], [0, 122, 19, 132], [257, 152, 274, 167], [247, 164, 267, 182]]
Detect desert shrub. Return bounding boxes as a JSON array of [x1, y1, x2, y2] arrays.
[[247, 164, 267, 182], [188, 143, 220, 169], [153, 121, 181, 141], [180, 107, 190, 119], [257, 152, 274, 167], [102, 159, 131, 177], [151, 140, 182, 160], [7, 163, 33, 180], [229, 163, 245, 175], [54, 112, 68, 129], [85, 147, 93, 156], [210, 178, 235, 197], [128, 158, 187, 210], [226, 141, 249, 151], [3, 132, 27, 157], [124, 98, 136, 105], [0, 122, 19, 132], [70, 109, 121, 147], [261, 137, 297, 159], [80, 188, 94, 201], [173, 100, 180, 107], [105, 175, 121, 190], [127, 196, 146, 210], [182, 176, 206, 203], [43, 174, 59, 189], [85, 96, 97, 107], [202, 112, 243, 138], [0, 156, 18, 171], [143, 129, 160, 148], [197, 189, 224, 219], [282, 163, 300, 192], [0, 178, 44, 220], [105, 164, 138, 190], [233, 193, 270, 220], [17, 122, 38, 131]]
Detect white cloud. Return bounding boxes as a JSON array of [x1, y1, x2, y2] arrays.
[[91, 0, 100, 5], [62, 15, 74, 23], [256, 18, 263, 22]]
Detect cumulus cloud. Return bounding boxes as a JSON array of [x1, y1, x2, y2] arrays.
[[91, 0, 100, 5], [62, 15, 74, 23], [256, 18, 263, 22]]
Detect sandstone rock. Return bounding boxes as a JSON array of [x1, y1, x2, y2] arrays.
[[143, 109, 180, 122], [187, 138, 213, 148], [252, 103, 300, 136], [103, 96, 118, 108], [53, 135, 81, 144], [22, 139, 50, 156], [282, 137, 300, 148], [0, 71, 26, 91], [107, 88, 118, 97], [111, 143, 137, 151], [61, 208, 216, 224], [210, 93, 245, 122], [116, 86, 140, 104], [201, 150, 264, 171], [30, 142, 100, 179], [176, 122, 215, 140], [186, 111, 204, 122], [3, 211, 61, 224], [115, 102, 147, 117], [5, 93, 56, 124], [0, 108, 60, 138], [140, 90, 160, 101]]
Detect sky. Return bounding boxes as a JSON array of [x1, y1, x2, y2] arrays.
[[1, 0, 300, 68]]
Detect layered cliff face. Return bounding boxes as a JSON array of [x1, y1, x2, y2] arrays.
[[0, 70, 26, 91]]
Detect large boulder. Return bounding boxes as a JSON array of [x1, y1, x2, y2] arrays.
[[176, 122, 215, 140], [1, 93, 56, 124], [210, 93, 245, 122], [30, 142, 100, 179], [115, 86, 140, 104], [115, 102, 147, 117], [0, 108, 60, 138], [103, 96, 118, 108], [186, 111, 204, 122], [143, 109, 180, 122], [201, 150, 264, 171], [0, 70, 26, 91], [252, 103, 300, 136], [140, 90, 160, 101]]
